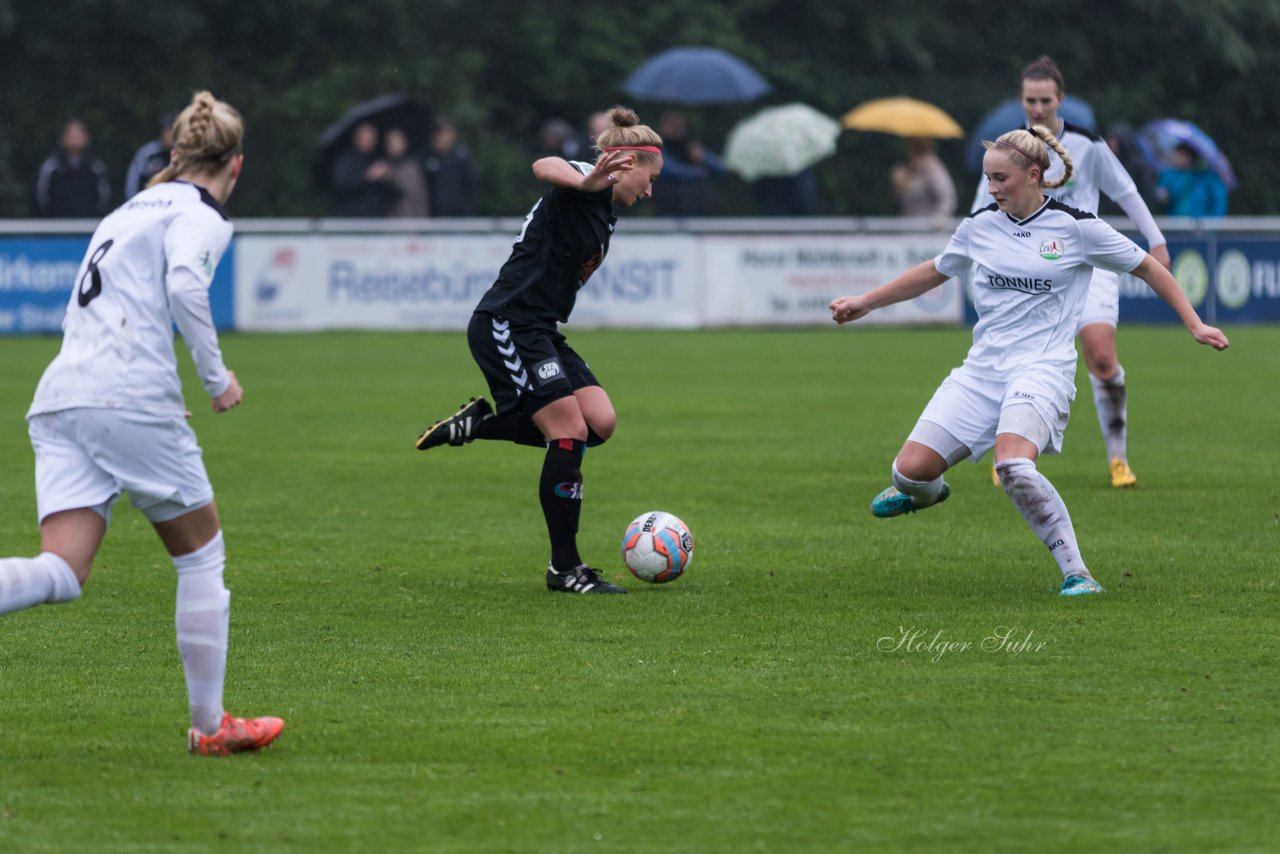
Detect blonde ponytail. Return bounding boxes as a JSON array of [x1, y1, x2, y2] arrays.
[[983, 124, 1073, 189], [148, 91, 243, 187]]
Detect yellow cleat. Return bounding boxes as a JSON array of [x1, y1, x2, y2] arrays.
[[991, 462, 1000, 486], [1110, 458, 1137, 488]]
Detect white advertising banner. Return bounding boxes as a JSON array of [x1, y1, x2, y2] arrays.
[[570, 235, 701, 328], [701, 234, 963, 326], [234, 234, 701, 331], [235, 235, 507, 331]]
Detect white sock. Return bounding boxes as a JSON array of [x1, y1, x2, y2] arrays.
[[0, 552, 81, 614], [1090, 365, 1128, 463], [996, 458, 1093, 581], [173, 531, 230, 736], [892, 461, 945, 505]]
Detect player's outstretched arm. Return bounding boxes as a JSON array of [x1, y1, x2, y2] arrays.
[[1130, 254, 1229, 351], [830, 260, 949, 324]]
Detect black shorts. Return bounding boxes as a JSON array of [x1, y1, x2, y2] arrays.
[[468, 312, 600, 415]]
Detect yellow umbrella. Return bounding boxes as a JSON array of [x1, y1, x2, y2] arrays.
[[842, 97, 963, 139]]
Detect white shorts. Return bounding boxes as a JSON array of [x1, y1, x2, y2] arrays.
[[28, 408, 214, 525], [1077, 267, 1120, 331], [912, 364, 1075, 461]]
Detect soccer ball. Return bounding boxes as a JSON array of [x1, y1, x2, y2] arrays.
[[621, 511, 694, 583]]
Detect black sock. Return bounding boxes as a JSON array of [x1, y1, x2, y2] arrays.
[[472, 412, 545, 447], [540, 438, 586, 571]]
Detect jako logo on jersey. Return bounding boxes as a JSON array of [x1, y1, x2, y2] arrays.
[[537, 362, 562, 380], [1013, 230, 1031, 238], [988, 274, 1053, 294], [1038, 238, 1065, 260], [555, 481, 583, 499]]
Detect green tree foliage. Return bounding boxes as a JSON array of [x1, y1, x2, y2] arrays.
[[1, 0, 1277, 217]]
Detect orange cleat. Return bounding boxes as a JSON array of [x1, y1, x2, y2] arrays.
[[1109, 458, 1137, 488], [188, 712, 284, 756]]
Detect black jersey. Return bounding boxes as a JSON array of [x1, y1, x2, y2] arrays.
[[475, 161, 616, 327]]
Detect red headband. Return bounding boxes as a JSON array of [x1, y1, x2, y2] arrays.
[[603, 145, 663, 153], [991, 139, 1044, 167]]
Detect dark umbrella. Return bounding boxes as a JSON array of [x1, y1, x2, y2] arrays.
[[622, 47, 771, 105], [312, 94, 431, 187], [964, 96, 1096, 172], [1136, 119, 1236, 189]]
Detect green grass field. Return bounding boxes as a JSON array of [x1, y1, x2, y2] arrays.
[[2, 326, 1277, 852]]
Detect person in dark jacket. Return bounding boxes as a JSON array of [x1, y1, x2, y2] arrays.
[[424, 116, 478, 217], [124, 114, 175, 199], [34, 119, 111, 218], [329, 122, 397, 217]]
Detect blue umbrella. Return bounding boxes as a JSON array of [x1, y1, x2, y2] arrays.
[[964, 96, 1097, 172], [1136, 119, 1236, 189], [622, 47, 771, 105]]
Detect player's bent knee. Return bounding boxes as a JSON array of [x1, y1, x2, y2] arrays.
[[995, 457, 1036, 494], [586, 416, 615, 447]]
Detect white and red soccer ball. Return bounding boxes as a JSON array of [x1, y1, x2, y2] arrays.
[[621, 511, 694, 583]]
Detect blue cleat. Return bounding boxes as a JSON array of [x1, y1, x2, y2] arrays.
[[870, 483, 951, 518], [1060, 575, 1104, 596]]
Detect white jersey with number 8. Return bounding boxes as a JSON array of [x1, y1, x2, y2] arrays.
[[29, 180, 233, 419]]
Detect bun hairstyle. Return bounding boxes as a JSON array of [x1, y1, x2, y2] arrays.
[[983, 125, 1074, 189], [593, 105, 663, 164], [1021, 54, 1066, 95], [148, 91, 244, 187]]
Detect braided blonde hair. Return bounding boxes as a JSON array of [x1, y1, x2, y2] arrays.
[[593, 105, 663, 166], [148, 91, 243, 187], [982, 124, 1073, 189]]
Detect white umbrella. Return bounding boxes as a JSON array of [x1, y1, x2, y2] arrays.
[[723, 103, 842, 181]]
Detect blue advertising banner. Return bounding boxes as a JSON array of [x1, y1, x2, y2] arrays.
[[0, 237, 235, 334], [0, 237, 88, 333], [1212, 236, 1280, 323], [1116, 235, 1208, 324]]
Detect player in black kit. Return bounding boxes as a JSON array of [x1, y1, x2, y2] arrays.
[[415, 106, 663, 594]]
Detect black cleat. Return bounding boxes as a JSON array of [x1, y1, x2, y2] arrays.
[[546, 564, 627, 594], [415, 397, 493, 450]]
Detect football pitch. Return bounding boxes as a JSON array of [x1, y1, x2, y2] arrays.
[[1, 325, 1277, 852]]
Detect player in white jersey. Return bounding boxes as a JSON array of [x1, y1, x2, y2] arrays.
[[0, 92, 283, 755], [974, 56, 1171, 488], [831, 126, 1228, 596]]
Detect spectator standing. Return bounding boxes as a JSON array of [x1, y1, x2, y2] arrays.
[[754, 169, 818, 216], [124, 114, 175, 199], [1155, 142, 1228, 217], [653, 109, 725, 216], [539, 118, 589, 161], [34, 119, 111, 218], [1099, 123, 1159, 215], [384, 128, 429, 218], [891, 137, 957, 218], [329, 122, 397, 218], [424, 116, 478, 217], [586, 111, 611, 145]]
